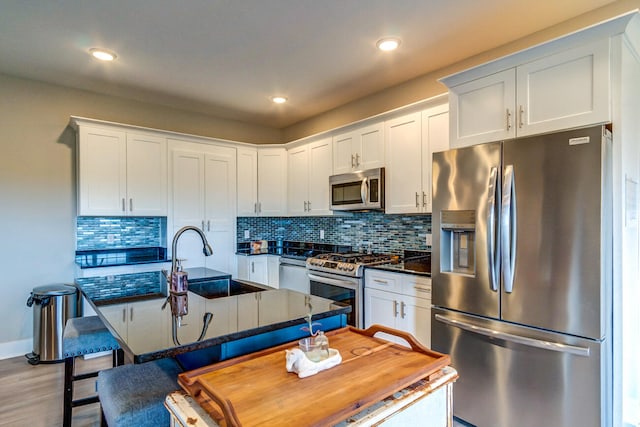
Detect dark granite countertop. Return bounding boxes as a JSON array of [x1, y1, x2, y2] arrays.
[[365, 250, 431, 277], [76, 268, 350, 364], [236, 241, 351, 258], [75, 247, 169, 269]]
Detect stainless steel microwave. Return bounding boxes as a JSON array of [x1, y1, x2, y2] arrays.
[[329, 167, 385, 211]]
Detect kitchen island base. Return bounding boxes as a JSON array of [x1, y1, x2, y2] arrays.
[[165, 366, 457, 427]]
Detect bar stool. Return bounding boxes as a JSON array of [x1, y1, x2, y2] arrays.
[[98, 357, 183, 426], [62, 316, 122, 427]]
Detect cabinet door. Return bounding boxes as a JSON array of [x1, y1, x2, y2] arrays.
[[385, 112, 422, 214], [364, 288, 398, 330], [125, 132, 167, 216], [516, 38, 610, 137], [169, 146, 206, 268], [267, 255, 280, 288], [236, 148, 258, 216], [332, 131, 355, 174], [127, 299, 168, 353], [449, 68, 516, 147], [422, 105, 449, 213], [236, 256, 249, 280], [77, 126, 127, 215], [205, 297, 238, 337], [249, 256, 269, 285], [204, 147, 236, 273], [237, 293, 259, 330], [257, 148, 287, 215], [100, 303, 128, 341], [398, 295, 431, 348], [357, 122, 385, 171], [287, 145, 309, 215], [307, 138, 333, 215]]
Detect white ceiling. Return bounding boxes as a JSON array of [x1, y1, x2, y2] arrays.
[[0, 0, 616, 129]]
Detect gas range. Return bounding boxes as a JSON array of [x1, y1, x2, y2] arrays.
[[306, 252, 394, 277]]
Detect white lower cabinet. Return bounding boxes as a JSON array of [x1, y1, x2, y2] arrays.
[[236, 255, 279, 287], [100, 299, 169, 351], [364, 270, 431, 347]]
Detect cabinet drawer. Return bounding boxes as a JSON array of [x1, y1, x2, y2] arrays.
[[402, 276, 431, 300], [364, 270, 402, 293]]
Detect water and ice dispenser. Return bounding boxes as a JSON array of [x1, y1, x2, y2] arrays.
[[439, 210, 476, 276]]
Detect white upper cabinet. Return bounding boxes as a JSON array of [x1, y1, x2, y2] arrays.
[[287, 138, 333, 216], [447, 38, 610, 147], [385, 103, 449, 214], [77, 125, 167, 216], [237, 147, 287, 216], [332, 122, 384, 174], [169, 139, 236, 272]]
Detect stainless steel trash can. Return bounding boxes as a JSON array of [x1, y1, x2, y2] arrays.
[[25, 284, 78, 365]]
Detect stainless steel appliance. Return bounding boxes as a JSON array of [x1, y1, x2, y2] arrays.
[[307, 253, 393, 327], [431, 125, 612, 427], [329, 167, 384, 211]]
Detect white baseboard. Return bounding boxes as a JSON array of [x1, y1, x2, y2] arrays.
[[0, 338, 32, 361]]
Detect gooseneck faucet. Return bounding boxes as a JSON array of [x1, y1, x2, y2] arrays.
[[165, 225, 214, 346]]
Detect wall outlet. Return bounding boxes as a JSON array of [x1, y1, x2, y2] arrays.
[[320, 230, 325, 240], [244, 230, 250, 239], [425, 233, 432, 246]]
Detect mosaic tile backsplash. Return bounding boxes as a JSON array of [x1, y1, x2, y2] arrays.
[[237, 213, 432, 255], [76, 217, 167, 250]]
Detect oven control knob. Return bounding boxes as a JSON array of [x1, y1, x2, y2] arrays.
[[347, 264, 355, 271]]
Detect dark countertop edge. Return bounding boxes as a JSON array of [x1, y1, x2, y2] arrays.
[[133, 307, 351, 364], [76, 258, 171, 269], [365, 264, 431, 277], [92, 293, 167, 306]]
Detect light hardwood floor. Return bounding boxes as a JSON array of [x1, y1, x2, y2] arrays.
[[0, 354, 111, 427]]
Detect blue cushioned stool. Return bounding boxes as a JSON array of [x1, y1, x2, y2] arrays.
[[63, 316, 122, 427], [98, 357, 183, 427]]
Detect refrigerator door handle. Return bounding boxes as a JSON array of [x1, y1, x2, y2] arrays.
[[501, 164, 517, 293], [434, 314, 590, 357], [487, 166, 499, 291]]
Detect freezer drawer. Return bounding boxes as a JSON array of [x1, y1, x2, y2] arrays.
[[431, 307, 610, 427]]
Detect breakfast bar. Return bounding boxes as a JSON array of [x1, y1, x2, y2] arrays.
[[75, 268, 350, 366]]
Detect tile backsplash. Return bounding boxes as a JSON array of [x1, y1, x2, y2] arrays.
[[76, 217, 167, 250], [237, 213, 432, 255]]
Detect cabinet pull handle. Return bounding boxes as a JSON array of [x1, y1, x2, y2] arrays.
[[351, 154, 355, 168], [251, 261, 254, 274], [122, 198, 126, 212], [202, 220, 205, 231], [122, 308, 126, 323], [518, 105, 524, 128], [307, 200, 311, 211], [129, 198, 133, 212], [130, 307, 133, 322], [304, 201, 308, 211], [422, 191, 427, 208], [393, 300, 398, 317], [506, 108, 512, 130], [400, 301, 406, 318], [373, 279, 388, 284], [415, 192, 420, 208], [355, 153, 360, 167], [207, 220, 211, 232]]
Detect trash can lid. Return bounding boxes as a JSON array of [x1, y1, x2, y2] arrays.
[[31, 284, 77, 296]]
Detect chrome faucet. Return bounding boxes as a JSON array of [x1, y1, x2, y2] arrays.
[[164, 225, 214, 346], [170, 225, 213, 280]]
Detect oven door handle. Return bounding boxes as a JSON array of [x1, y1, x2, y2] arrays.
[[307, 273, 357, 289]]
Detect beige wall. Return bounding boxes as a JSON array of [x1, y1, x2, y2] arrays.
[[282, 0, 640, 142]]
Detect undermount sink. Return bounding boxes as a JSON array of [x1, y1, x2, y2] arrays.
[[188, 278, 266, 299]]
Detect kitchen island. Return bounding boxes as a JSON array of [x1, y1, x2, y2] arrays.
[[75, 268, 350, 365]]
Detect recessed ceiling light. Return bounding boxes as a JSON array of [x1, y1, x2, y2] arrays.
[[272, 96, 288, 104], [89, 48, 117, 61], [376, 38, 401, 52]]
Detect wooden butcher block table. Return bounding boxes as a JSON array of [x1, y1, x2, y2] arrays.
[[177, 325, 451, 427]]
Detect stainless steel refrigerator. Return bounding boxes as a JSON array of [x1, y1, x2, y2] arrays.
[[431, 125, 612, 427]]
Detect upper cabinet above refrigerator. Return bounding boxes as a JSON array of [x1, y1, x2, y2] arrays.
[[444, 38, 610, 148]]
